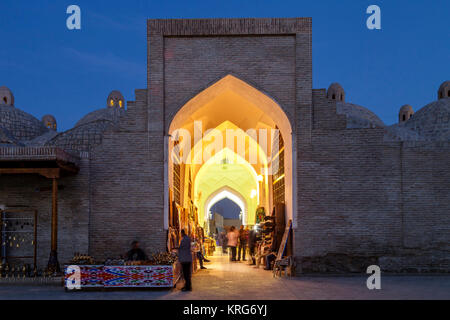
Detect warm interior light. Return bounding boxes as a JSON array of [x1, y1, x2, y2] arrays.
[[119, 100, 123, 108], [257, 175, 263, 182], [110, 99, 114, 107], [273, 174, 285, 184], [250, 189, 257, 199]]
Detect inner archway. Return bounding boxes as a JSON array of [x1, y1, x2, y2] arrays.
[[205, 186, 248, 226], [206, 189, 246, 236]]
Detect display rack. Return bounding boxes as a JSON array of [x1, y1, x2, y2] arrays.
[[0, 208, 37, 269]]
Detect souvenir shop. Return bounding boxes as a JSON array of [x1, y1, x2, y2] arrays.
[[166, 192, 215, 274], [246, 203, 292, 272]]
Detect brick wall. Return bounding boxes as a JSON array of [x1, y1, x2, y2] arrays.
[[88, 88, 167, 260], [295, 90, 450, 273], [0, 156, 90, 269]]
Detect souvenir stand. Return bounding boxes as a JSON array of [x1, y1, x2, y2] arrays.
[[203, 237, 216, 256], [64, 253, 178, 290], [169, 198, 205, 274], [64, 191, 182, 290], [253, 208, 277, 268], [0, 207, 37, 277]]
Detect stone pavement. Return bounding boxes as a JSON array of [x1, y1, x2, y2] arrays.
[[0, 253, 449, 300]]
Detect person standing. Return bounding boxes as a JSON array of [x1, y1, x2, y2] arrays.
[[237, 225, 249, 262], [248, 228, 258, 265], [227, 226, 238, 261], [220, 231, 228, 254], [178, 229, 193, 291]]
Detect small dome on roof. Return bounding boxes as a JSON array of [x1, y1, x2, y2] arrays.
[[399, 105, 414, 123], [438, 81, 450, 100], [327, 83, 345, 102], [0, 86, 14, 106], [42, 114, 57, 131], [107, 90, 125, 109]]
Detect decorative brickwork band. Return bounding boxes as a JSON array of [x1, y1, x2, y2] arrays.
[[148, 18, 312, 36], [0, 146, 80, 165]]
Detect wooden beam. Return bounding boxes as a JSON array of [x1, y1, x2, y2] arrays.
[[0, 168, 60, 179], [56, 160, 79, 174]]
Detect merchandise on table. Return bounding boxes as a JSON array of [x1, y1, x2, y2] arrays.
[[64, 251, 180, 289], [64, 264, 176, 288]]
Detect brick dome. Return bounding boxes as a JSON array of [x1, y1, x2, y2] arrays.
[[438, 81, 450, 100], [336, 102, 384, 128], [0, 86, 14, 106], [74, 107, 125, 128], [107, 90, 125, 108], [75, 91, 126, 128], [401, 98, 450, 141], [42, 114, 57, 131], [327, 83, 345, 102], [46, 119, 117, 152], [0, 127, 22, 146], [398, 104, 414, 123], [0, 105, 48, 141]]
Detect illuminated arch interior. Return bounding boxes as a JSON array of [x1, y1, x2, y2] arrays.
[[167, 74, 294, 232], [194, 148, 258, 225]]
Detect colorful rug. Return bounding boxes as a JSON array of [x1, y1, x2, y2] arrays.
[[64, 265, 174, 288]]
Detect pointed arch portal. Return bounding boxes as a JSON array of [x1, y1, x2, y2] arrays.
[[164, 74, 296, 232], [205, 187, 248, 224]]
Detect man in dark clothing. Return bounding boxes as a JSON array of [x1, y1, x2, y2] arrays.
[[248, 229, 258, 265], [126, 241, 147, 261], [178, 229, 192, 291], [237, 226, 248, 261]]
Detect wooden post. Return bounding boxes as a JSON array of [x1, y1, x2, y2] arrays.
[[47, 178, 60, 273], [51, 178, 58, 252]]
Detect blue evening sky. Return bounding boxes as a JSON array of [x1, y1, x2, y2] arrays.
[[211, 198, 241, 220], [0, 0, 449, 131]]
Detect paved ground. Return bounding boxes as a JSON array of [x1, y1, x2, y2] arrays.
[[0, 253, 449, 300]]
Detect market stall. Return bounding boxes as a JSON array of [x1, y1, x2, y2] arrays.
[[65, 264, 176, 289], [64, 253, 179, 290]]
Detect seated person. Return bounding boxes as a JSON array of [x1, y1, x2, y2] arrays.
[[255, 240, 271, 268], [126, 240, 147, 261], [264, 252, 277, 270]]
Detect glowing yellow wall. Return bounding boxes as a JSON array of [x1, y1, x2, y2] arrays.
[[194, 150, 258, 227]]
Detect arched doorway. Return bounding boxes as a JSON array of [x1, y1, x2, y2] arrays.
[[164, 74, 295, 236], [205, 186, 248, 226]]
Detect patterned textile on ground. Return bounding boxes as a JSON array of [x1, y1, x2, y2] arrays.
[[64, 265, 175, 288]]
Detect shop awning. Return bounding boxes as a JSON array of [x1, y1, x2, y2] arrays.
[[0, 146, 80, 273], [0, 146, 80, 177]]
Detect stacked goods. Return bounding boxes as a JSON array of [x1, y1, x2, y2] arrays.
[[273, 203, 286, 251], [260, 216, 274, 250], [151, 251, 178, 265], [104, 258, 125, 266], [69, 253, 95, 265]]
